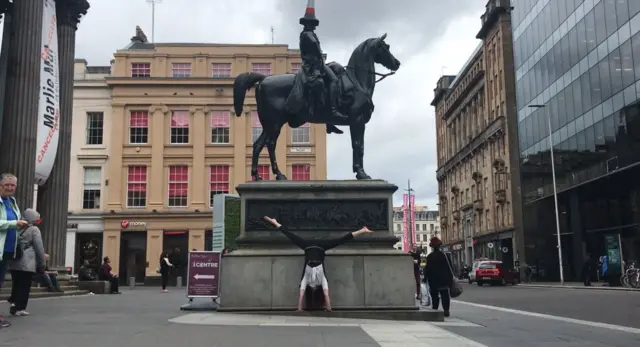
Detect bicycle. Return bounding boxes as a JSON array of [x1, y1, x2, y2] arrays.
[[620, 262, 640, 288]]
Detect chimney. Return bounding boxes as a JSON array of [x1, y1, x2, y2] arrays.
[[131, 26, 149, 43]]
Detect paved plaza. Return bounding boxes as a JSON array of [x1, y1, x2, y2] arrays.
[[1, 285, 640, 346]]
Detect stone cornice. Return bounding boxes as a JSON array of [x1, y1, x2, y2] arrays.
[[56, 0, 90, 30]]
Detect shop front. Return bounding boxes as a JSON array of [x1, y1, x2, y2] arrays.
[[442, 242, 465, 277], [66, 214, 104, 274], [473, 230, 515, 268], [103, 213, 210, 285]]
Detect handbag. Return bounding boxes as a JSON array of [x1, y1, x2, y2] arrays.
[[444, 253, 463, 298], [12, 228, 29, 261], [420, 282, 431, 306]]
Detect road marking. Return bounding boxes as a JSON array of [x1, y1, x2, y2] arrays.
[[453, 300, 640, 335], [170, 313, 489, 346]]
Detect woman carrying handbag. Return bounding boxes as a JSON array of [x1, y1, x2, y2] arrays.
[[423, 237, 462, 317]]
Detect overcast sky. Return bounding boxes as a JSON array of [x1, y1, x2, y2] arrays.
[[4, 0, 485, 209]]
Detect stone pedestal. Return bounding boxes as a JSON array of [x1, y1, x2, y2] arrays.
[[218, 180, 416, 311]]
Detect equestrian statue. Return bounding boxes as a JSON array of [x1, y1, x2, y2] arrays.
[[233, 0, 400, 181]]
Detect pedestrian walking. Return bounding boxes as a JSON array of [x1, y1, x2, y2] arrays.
[[159, 251, 173, 292], [0, 173, 28, 326], [8, 208, 46, 316], [423, 237, 453, 317], [409, 245, 422, 300]]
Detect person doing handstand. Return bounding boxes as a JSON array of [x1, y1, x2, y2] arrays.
[[263, 216, 373, 312]]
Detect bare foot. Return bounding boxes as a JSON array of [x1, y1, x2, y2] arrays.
[[296, 308, 304, 312], [325, 308, 332, 312]]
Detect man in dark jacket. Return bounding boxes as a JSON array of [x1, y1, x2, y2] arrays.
[[423, 237, 453, 317], [409, 245, 422, 300]]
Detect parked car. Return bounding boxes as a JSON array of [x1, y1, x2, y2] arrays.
[[476, 261, 519, 286], [468, 258, 497, 284]]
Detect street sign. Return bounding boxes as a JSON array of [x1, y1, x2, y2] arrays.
[[186, 251, 221, 298], [487, 242, 494, 249]]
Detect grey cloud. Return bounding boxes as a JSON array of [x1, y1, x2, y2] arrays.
[[275, 0, 482, 49], [69, 0, 483, 209]]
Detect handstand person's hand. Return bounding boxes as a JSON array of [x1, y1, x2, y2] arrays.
[[359, 226, 373, 233], [263, 216, 281, 228]]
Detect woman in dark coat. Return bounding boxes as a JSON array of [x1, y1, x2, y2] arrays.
[[423, 236, 453, 317]]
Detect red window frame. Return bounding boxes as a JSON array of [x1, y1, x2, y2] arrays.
[[209, 165, 230, 206], [292, 164, 311, 181], [212, 63, 232, 78], [171, 63, 191, 77], [131, 63, 151, 77], [168, 166, 189, 206], [257, 165, 270, 181], [127, 166, 147, 207], [252, 63, 272, 75]]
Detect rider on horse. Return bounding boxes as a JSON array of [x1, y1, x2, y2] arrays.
[[296, 0, 345, 135]]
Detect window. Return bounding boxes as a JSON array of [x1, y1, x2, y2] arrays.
[[291, 62, 302, 73], [85, 112, 103, 145], [251, 113, 262, 142], [252, 63, 272, 75], [291, 122, 310, 144], [131, 63, 150, 78], [172, 63, 191, 77], [257, 165, 270, 181], [292, 164, 311, 181], [82, 167, 101, 209], [127, 166, 147, 208], [212, 63, 232, 78], [168, 166, 189, 207], [170, 111, 190, 144], [129, 111, 149, 144], [209, 165, 229, 206], [210, 111, 230, 144]]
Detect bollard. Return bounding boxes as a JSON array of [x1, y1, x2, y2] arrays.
[[129, 277, 136, 288], [176, 276, 182, 288]]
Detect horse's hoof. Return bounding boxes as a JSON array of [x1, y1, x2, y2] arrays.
[[355, 172, 372, 180], [252, 175, 263, 181], [276, 174, 288, 180]]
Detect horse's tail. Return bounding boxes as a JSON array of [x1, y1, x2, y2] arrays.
[[233, 72, 266, 117]]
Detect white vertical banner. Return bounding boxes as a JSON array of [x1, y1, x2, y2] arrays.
[[212, 194, 226, 252], [35, 0, 60, 186]]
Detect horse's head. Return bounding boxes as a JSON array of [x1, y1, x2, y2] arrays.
[[372, 33, 401, 72]]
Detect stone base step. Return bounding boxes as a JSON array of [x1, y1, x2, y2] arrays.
[[221, 309, 445, 322], [0, 289, 89, 301]]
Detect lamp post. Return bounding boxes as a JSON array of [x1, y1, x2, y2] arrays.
[[406, 180, 415, 248], [528, 104, 564, 286]]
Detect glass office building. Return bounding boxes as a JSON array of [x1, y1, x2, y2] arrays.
[[513, 0, 640, 281]]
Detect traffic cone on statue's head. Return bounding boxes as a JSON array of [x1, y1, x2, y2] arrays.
[[299, 0, 320, 26]]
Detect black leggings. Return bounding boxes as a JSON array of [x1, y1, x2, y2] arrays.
[[161, 271, 169, 289], [10, 270, 33, 311], [429, 288, 451, 312]]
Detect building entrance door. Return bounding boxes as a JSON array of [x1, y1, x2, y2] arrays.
[[163, 231, 189, 286], [119, 232, 147, 285]]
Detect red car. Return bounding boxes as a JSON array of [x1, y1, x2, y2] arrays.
[[476, 261, 518, 286]]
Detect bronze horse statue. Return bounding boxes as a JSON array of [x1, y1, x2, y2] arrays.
[[233, 34, 401, 181]]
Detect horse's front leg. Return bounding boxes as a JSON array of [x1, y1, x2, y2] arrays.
[[349, 121, 371, 180], [266, 126, 287, 180]]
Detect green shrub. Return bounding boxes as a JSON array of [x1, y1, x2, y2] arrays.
[[224, 196, 241, 251]]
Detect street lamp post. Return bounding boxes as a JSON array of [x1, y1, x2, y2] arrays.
[[528, 104, 564, 286], [406, 180, 415, 248]]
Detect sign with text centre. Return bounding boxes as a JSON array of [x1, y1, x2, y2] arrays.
[[187, 252, 221, 298]]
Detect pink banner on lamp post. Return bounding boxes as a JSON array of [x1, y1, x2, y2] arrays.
[[402, 193, 409, 252], [410, 194, 416, 247]]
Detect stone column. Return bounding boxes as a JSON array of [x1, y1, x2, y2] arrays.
[[37, 0, 89, 266], [0, 0, 44, 209]]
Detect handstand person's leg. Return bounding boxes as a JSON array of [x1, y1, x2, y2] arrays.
[[298, 276, 308, 312], [321, 276, 331, 311]]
